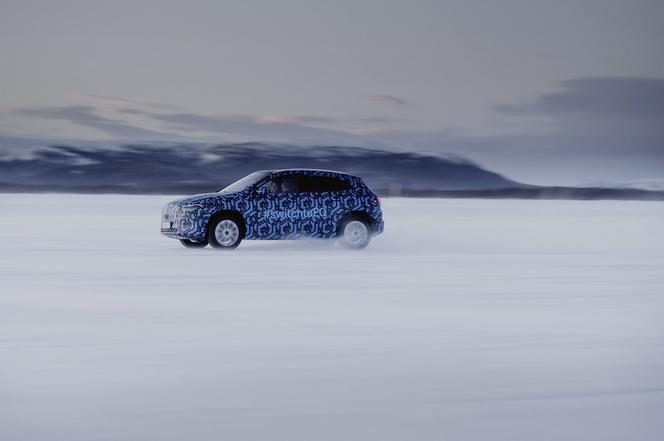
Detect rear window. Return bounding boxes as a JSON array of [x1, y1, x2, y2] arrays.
[[299, 175, 351, 193]]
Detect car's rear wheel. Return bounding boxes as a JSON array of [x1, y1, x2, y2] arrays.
[[208, 218, 242, 249], [339, 217, 370, 249], [180, 238, 208, 248]]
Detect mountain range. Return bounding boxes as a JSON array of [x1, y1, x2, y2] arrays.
[[0, 142, 519, 192], [1, 140, 662, 200]]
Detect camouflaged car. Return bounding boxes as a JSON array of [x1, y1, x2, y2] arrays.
[[161, 169, 384, 249]]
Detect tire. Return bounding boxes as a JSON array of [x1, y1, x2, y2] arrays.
[[180, 238, 208, 248], [208, 217, 243, 249], [338, 217, 371, 249]]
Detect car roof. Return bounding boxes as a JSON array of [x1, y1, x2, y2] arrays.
[[271, 168, 356, 178]]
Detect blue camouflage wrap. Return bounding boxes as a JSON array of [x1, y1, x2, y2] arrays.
[[161, 169, 384, 241]]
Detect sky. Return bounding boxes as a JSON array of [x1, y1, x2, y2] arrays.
[[1, 0, 662, 185]]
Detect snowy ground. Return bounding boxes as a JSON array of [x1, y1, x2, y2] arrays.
[[1, 194, 663, 441]]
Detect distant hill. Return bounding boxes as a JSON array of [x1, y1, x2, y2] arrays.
[[1, 141, 663, 200], [0, 142, 522, 193]]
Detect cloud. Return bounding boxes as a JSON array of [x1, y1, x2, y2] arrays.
[[13, 103, 395, 147], [83, 95, 181, 111], [14, 105, 185, 140], [496, 77, 664, 117], [494, 77, 664, 135], [259, 115, 341, 124], [258, 114, 412, 125], [354, 116, 413, 123], [367, 95, 408, 107], [138, 111, 378, 146], [366, 77, 664, 185]]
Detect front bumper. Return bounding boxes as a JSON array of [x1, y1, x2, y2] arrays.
[[161, 204, 205, 240], [161, 229, 194, 240]]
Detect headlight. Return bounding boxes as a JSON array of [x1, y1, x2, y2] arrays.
[[175, 204, 201, 220]]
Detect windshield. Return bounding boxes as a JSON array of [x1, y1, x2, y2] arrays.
[[218, 171, 271, 193]]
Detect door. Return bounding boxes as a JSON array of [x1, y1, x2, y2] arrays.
[[253, 173, 299, 239], [297, 174, 349, 238]]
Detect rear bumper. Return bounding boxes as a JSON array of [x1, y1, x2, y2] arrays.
[[373, 219, 384, 235]]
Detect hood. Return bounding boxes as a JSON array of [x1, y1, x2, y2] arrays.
[[170, 192, 227, 206]]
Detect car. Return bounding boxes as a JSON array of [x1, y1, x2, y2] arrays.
[[161, 169, 384, 249]]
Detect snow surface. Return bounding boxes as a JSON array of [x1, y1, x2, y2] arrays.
[[1, 195, 663, 441]]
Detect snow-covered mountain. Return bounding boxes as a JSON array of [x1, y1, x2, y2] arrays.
[[1, 139, 663, 199], [585, 178, 664, 192], [0, 141, 522, 193]]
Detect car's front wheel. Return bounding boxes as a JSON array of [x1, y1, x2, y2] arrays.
[[180, 239, 208, 248], [208, 217, 242, 249], [339, 217, 371, 249]]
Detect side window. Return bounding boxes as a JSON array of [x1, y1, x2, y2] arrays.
[[299, 175, 350, 193], [258, 175, 298, 195], [280, 175, 298, 193], [262, 178, 281, 195]]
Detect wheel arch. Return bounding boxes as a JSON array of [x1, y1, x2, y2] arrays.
[[206, 210, 247, 239], [336, 211, 374, 236]]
